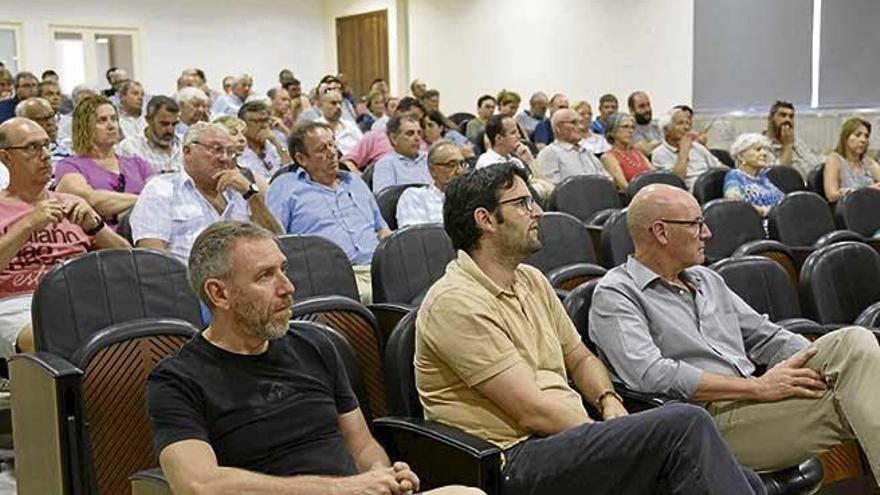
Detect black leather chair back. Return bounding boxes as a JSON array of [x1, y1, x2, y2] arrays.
[[376, 184, 425, 230], [800, 242, 880, 324], [269, 163, 299, 184], [526, 212, 598, 272], [371, 225, 454, 305], [547, 175, 621, 222], [449, 112, 475, 126], [116, 211, 134, 244], [768, 191, 835, 247], [277, 234, 360, 301], [703, 199, 766, 264], [31, 249, 203, 361], [562, 279, 600, 352], [767, 166, 806, 193], [599, 208, 633, 268], [626, 171, 687, 201], [384, 309, 422, 417], [362, 163, 375, 190], [693, 168, 729, 204], [710, 148, 735, 168], [709, 256, 802, 321], [806, 163, 826, 199], [835, 187, 880, 237]]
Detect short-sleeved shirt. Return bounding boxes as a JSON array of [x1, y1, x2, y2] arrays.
[[475, 149, 526, 171], [536, 140, 610, 184], [266, 169, 387, 265], [589, 257, 810, 400], [238, 141, 282, 180], [117, 133, 183, 174], [147, 328, 359, 477], [650, 140, 721, 191], [580, 135, 611, 155], [371, 152, 431, 193], [415, 251, 588, 450], [532, 119, 554, 145], [607, 147, 652, 181], [396, 184, 443, 228], [723, 168, 784, 211], [129, 170, 252, 263], [55, 154, 155, 196], [119, 113, 146, 141], [0, 191, 92, 300], [316, 117, 362, 156], [210, 94, 245, 117], [632, 122, 662, 146]]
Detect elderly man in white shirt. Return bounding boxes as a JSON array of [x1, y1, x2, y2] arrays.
[[117, 81, 146, 139], [537, 108, 614, 184], [175, 87, 210, 140], [316, 89, 362, 156], [651, 108, 723, 191], [129, 122, 281, 263], [211, 73, 251, 117], [117, 95, 182, 174], [396, 140, 465, 228], [237, 100, 292, 180]]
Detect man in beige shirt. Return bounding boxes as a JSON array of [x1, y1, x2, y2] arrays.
[[415, 162, 763, 495]]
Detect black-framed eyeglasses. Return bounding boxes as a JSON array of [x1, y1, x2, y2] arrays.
[[432, 159, 466, 170], [659, 217, 706, 232], [1, 140, 51, 156], [191, 141, 237, 158], [498, 195, 539, 213]]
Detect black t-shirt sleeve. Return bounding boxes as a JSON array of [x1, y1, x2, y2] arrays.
[[146, 360, 210, 456]]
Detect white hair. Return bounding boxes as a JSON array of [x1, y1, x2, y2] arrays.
[[231, 73, 252, 86], [176, 87, 209, 104], [657, 109, 680, 132], [71, 84, 96, 103], [729, 133, 772, 165], [183, 121, 231, 147]]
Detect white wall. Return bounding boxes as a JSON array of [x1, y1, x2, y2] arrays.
[[2, 0, 328, 98], [408, 0, 693, 115]]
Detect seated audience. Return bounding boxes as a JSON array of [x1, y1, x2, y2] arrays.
[[532, 93, 569, 149], [590, 93, 618, 135], [416, 163, 764, 495], [267, 123, 390, 303], [628, 90, 663, 155], [117, 81, 146, 139], [397, 140, 464, 228], [673, 105, 709, 146], [465, 95, 496, 142], [476, 114, 554, 198], [14, 97, 70, 169], [358, 90, 386, 133], [129, 122, 280, 263], [823, 117, 880, 203], [651, 107, 722, 191], [516, 91, 548, 138], [536, 108, 617, 185], [590, 184, 880, 483], [175, 87, 210, 140], [420, 89, 440, 112], [369, 77, 390, 100], [372, 115, 430, 193], [117, 95, 182, 174], [282, 77, 311, 123], [341, 97, 425, 171], [600, 113, 653, 188], [724, 133, 783, 216], [316, 89, 362, 156], [237, 100, 291, 180], [221, 76, 233, 95], [211, 73, 251, 117], [267, 86, 293, 143], [0, 118, 128, 356], [763, 100, 821, 178], [147, 221, 481, 495], [410, 78, 427, 99], [0, 72, 39, 124], [573, 101, 610, 154], [103, 68, 129, 105], [421, 109, 472, 156], [496, 89, 531, 141], [54, 95, 154, 224], [38, 80, 64, 117]]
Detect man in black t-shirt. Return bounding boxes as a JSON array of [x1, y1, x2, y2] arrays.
[[147, 221, 481, 495]]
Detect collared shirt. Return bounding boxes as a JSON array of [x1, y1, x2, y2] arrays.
[[343, 130, 394, 169], [537, 140, 610, 184], [117, 133, 183, 174], [119, 113, 146, 140], [580, 134, 611, 155], [396, 184, 443, 228], [211, 94, 244, 117], [516, 111, 543, 137], [475, 148, 525, 170], [416, 251, 587, 450], [174, 122, 189, 141], [632, 122, 662, 146], [57, 114, 72, 151], [129, 169, 252, 264], [651, 140, 722, 190], [766, 138, 821, 178], [317, 117, 362, 156], [266, 168, 387, 265], [372, 151, 431, 193], [296, 107, 323, 125], [238, 141, 282, 180], [370, 115, 389, 132], [532, 119, 554, 145], [589, 257, 810, 400]]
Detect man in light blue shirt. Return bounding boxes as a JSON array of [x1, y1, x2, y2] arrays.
[[130, 122, 281, 263], [211, 73, 251, 117], [267, 122, 391, 302], [372, 115, 430, 193]]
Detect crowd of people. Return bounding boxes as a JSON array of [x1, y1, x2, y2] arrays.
[[0, 62, 879, 494]]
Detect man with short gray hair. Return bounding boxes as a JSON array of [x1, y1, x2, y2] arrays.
[[129, 122, 280, 263], [396, 139, 465, 228], [516, 91, 549, 138], [211, 73, 252, 117], [651, 108, 722, 190], [536, 108, 613, 184], [175, 87, 210, 140], [117, 95, 183, 174], [117, 80, 146, 139], [0, 72, 40, 124]]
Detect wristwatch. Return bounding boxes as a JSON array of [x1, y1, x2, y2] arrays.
[[595, 389, 624, 409], [84, 217, 105, 236], [242, 182, 260, 200]]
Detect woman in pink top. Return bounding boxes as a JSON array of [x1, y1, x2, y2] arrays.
[[54, 95, 154, 224], [600, 113, 654, 189]]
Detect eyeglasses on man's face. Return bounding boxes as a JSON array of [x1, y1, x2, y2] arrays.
[[498, 195, 539, 213], [1, 139, 51, 156], [659, 217, 707, 235], [191, 141, 237, 159]]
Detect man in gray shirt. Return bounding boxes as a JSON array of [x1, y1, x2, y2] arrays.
[[589, 184, 880, 484], [536, 108, 612, 184]]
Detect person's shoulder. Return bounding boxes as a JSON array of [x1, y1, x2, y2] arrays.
[[724, 167, 745, 182], [139, 172, 180, 197], [595, 263, 637, 291], [149, 335, 206, 381]]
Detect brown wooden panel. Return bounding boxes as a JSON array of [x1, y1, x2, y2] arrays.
[[336, 10, 389, 99]]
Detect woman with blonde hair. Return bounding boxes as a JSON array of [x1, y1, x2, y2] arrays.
[[55, 94, 154, 225], [823, 117, 880, 203]]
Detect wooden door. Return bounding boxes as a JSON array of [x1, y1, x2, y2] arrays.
[[336, 10, 389, 100]]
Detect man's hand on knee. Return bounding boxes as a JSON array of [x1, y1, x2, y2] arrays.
[[754, 347, 827, 401]]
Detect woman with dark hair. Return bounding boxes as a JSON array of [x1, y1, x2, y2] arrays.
[[54, 94, 154, 224], [422, 110, 474, 158], [823, 117, 880, 203]]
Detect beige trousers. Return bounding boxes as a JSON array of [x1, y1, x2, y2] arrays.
[[706, 327, 879, 484], [352, 264, 373, 305]]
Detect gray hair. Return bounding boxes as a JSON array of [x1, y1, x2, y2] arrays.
[[231, 73, 252, 86], [604, 112, 634, 145], [427, 139, 457, 165], [188, 221, 276, 307], [729, 133, 771, 165], [14, 97, 52, 117], [183, 121, 231, 147], [658, 107, 690, 133], [119, 80, 143, 96], [71, 84, 96, 104], [176, 86, 209, 105]]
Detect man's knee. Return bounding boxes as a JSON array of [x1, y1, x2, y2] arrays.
[[648, 403, 717, 439]]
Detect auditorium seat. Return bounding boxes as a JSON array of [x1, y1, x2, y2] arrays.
[[709, 148, 735, 168], [525, 212, 606, 291], [362, 162, 375, 190], [799, 241, 880, 327], [767, 165, 806, 193], [277, 234, 360, 301], [116, 210, 134, 244], [599, 208, 633, 268], [375, 183, 425, 230], [626, 171, 687, 202], [547, 175, 622, 225], [702, 198, 796, 268], [834, 187, 880, 242], [371, 224, 454, 306], [692, 167, 729, 205], [806, 163, 826, 199], [449, 112, 475, 127]]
